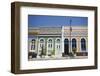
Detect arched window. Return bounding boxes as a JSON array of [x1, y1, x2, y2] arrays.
[[31, 39, 35, 50], [48, 39, 53, 48], [81, 38, 86, 51], [40, 39, 45, 48], [64, 39, 69, 55], [57, 39, 60, 43], [64, 39, 69, 44], [72, 38, 77, 49], [49, 39, 52, 43], [40, 39, 44, 43], [56, 39, 60, 49], [47, 38, 53, 55]]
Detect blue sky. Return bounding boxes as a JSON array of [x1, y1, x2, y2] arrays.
[[28, 15, 88, 27]]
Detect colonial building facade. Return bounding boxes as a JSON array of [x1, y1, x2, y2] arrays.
[[28, 26, 88, 59]]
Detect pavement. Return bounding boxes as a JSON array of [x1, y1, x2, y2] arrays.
[[28, 56, 88, 61]]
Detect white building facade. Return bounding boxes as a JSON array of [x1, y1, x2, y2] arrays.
[[28, 26, 88, 58]]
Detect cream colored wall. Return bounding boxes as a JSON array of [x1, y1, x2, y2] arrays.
[[63, 26, 88, 53]]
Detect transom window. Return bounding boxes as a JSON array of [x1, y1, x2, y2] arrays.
[[57, 39, 60, 43], [40, 39, 44, 43], [64, 39, 69, 44], [48, 39, 52, 43]]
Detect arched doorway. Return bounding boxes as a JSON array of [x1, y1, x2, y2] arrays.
[[72, 38, 77, 50], [64, 39, 69, 55], [81, 38, 86, 51]]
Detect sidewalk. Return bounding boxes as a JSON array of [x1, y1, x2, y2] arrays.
[[29, 56, 88, 61]]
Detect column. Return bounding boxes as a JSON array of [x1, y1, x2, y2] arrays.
[[28, 40, 30, 52], [45, 38, 48, 58], [69, 37, 71, 53], [86, 37, 88, 52], [59, 38, 62, 57], [37, 36, 40, 58], [77, 37, 80, 52], [28, 40, 32, 59], [62, 26, 64, 53], [29, 40, 32, 52], [53, 38, 55, 56]]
